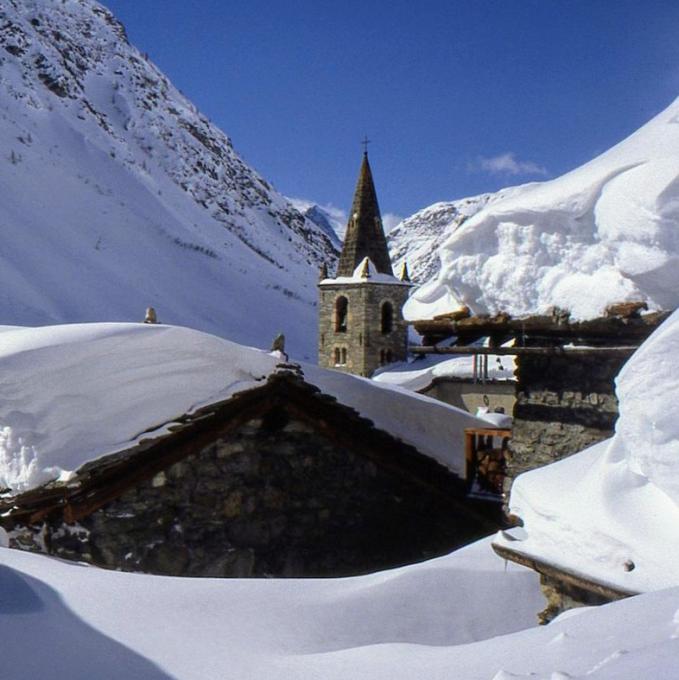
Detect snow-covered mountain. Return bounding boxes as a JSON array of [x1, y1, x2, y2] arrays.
[[0, 0, 338, 359], [287, 198, 344, 250], [405, 97, 679, 321], [387, 194, 502, 284]]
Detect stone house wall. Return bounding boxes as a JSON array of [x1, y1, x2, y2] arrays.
[[318, 281, 409, 376], [505, 351, 629, 500], [10, 408, 491, 577]]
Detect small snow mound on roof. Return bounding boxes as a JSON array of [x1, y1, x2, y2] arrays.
[[320, 257, 406, 286], [374, 352, 515, 392], [498, 308, 679, 591], [354, 256, 377, 278], [475, 410, 512, 429]]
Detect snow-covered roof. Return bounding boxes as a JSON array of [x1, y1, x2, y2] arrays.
[[405, 97, 679, 322], [0, 323, 488, 493], [373, 350, 516, 391], [495, 308, 679, 592], [320, 257, 409, 286]]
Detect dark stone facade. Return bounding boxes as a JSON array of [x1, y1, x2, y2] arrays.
[[504, 351, 628, 499], [318, 281, 410, 377], [9, 411, 494, 577]]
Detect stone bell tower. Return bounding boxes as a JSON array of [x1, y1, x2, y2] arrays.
[[318, 150, 411, 377]]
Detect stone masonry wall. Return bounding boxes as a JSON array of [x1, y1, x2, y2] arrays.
[[504, 351, 628, 501], [12, 408, 489, 577], [318, 281, 409, 377]]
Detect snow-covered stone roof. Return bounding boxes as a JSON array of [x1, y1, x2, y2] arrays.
[[0, 323, 487, 492], [373, 346, 516, 391], [495, 308, 679, 592]]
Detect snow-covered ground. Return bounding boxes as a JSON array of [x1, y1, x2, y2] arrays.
[[0, 0, 338, 360], [2, 535, 679, 680], [0, 322, 488, 492], [496, 308, 679, 593], [406, 96, 679, 321]]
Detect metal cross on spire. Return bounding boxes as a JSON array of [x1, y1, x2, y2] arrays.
[[361, 135, 371, 155]]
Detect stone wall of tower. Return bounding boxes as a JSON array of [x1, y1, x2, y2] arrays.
[[318, 281, 410, 377]]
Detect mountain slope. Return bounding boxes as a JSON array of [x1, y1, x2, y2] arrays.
[[0, 0, 338, 358], [405, 98, 679, 321]]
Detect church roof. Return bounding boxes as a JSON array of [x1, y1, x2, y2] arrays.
[[336, 153, 393, 277]]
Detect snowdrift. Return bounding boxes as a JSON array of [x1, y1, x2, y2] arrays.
[[497, 308, 679, 592], [2, 536, 679, 679], [406, 97, 679, 321]]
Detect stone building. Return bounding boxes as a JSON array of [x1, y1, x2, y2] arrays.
[[1, 351, 496, 578], [410, 308, 669, 509], [318, 152, 411, 377]]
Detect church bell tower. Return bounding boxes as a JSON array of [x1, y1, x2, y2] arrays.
[[318, 150, 411, 377]]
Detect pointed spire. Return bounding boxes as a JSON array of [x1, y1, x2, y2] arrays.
[[336, 152, 393, 277], [399, 261, 411, 282]]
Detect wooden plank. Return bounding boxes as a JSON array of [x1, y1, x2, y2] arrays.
[[492, 542, 638, 600], [409, 345, 638, 356], [464, 428, 512, 437]]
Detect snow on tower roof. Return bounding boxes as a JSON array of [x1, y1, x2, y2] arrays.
[[0, 322, 487, 492], [320, 257, 410, 286], [495, 308, 679, 592]]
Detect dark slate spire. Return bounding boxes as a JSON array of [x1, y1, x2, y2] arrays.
[[336, 153, 393, 277]]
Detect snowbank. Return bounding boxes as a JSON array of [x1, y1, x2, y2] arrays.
[[496, 309, 679, 592], [387, 193, 505, 285], [0, 323, 487, 492], [2, 537, 678, 679], [406, 97, 679, 321]]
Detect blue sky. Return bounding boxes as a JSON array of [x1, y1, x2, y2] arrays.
[[105, 0, 679, 223]]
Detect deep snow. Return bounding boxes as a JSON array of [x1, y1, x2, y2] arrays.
[[2, 535, 679, 679], [496, 308, 679, 592], [387, 194, 503, 285], [405, 97, 679, 321]]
